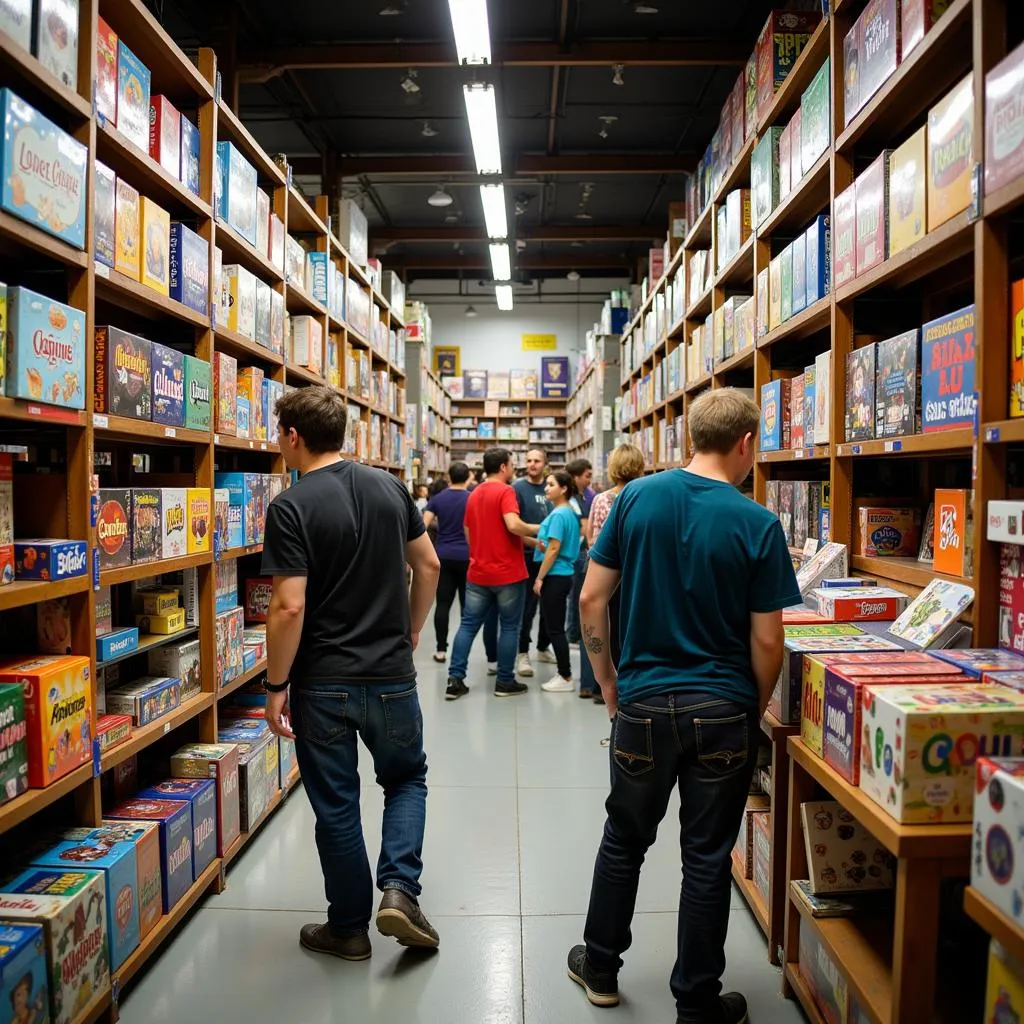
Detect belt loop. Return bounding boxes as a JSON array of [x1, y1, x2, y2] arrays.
[[667, 693, 675, 712]]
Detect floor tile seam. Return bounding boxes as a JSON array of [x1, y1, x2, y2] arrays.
[[202, 905, 526, 921]]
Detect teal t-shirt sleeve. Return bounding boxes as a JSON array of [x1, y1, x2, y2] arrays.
[[589, 492, 622, 570], [749, 519, 803, 613], [551, 507, 573, 550]]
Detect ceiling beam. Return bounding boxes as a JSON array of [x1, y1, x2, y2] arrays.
[[371, 224, 660, 244], [288, 153, 694, 177], [236, 38, 750, 80], [392, 253, 634, 271]]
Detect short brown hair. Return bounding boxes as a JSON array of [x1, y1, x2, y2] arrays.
[[688, 387, 760, 455], [607, 444, 645, 485], [275, 386, 348, 454]]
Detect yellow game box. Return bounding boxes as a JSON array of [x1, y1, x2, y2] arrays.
[[114, 178, 140, 281], [927, 73, 974, 231], [140, 198, 170, 296], [888, 126, 927, 256]]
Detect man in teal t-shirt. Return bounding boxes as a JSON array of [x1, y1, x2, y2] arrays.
[[564, 388, 800, 1024]]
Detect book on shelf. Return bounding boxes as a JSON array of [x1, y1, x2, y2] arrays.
[[790, 880, 894, 919]]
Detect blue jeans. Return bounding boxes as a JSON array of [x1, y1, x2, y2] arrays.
[[584, 694, 757, 1014], [567, 548, 587, 643], [449, 582, 524, 685], [291, 680, 427, 937]]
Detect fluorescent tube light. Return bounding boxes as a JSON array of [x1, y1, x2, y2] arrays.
[[490, 242, 511, 281], [447, 0, 492, 65], [496, 284, 514, 311], [479, 184, 508, 239], [464, 84, 502, 175]]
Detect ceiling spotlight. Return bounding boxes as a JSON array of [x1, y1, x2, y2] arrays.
[[515, 239, 527, 252], [575, 210, 593, 220], [612, 64, 625, 86], [514, 193, 531, 216], [421, 120, 438, 137], [400, 69, 420, 94], [427, 186, 454, 208], [465, 304, 478, 317], [379, 1, 405, 13], [567, 270, 581, 281], [570, 240, 584, 248], [444, 211, 461, 223], [599, 128, 608, 139], [629, 0, 660, 12]]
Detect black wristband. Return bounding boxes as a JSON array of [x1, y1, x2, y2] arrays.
[[264, 679, 289, 693]]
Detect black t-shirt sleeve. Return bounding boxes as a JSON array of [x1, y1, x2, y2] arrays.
[[261, 499, 309, 576], [393, 476, 427, 543]]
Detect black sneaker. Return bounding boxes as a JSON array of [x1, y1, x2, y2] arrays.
[[494, 681, 529, 698], [299, 923, 371, 961], [375, 888, 440, 948], [677, 992, 748, 1024], [566, 944, 619, 1007], [445, 677, 469, 701]]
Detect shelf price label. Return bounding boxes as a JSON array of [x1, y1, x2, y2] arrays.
[[987, 427, 1001, 443], [794, 448, 804, 459], [164, 427, 176, 438], [851, 444, 862, 455], [883, 440, 902, 452], [93, 414, 109, 429], [213, 434, 220, 445]]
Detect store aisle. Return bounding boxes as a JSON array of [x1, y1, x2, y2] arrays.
[[118, 641, 805, 1024]]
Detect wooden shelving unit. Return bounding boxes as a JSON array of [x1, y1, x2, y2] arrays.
[[405, 339, 452, 477], [450, 398, 570, 470], [566, 335, 622, 473]]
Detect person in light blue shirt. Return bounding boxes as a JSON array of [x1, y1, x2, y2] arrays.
[[531, 470, 582, 692]]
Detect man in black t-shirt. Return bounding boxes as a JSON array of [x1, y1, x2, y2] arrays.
[[261, 386, 441, 962]]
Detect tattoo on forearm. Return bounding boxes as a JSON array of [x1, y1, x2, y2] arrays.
[[583, 624, 605, 655]]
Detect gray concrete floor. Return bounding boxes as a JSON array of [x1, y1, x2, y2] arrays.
[[118, 638, 807, 1023]]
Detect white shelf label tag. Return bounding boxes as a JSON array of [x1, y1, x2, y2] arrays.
[[164, 427, 176, 438], [93, 414, 108, 429]]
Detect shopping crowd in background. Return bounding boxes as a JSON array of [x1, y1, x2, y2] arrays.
[[261, 384, 796, 1024]]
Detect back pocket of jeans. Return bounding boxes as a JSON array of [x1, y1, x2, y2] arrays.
[[694, 714, 748, 777], [613, 711, 654, 777], [380, 687, 423, 748], [294, 690, 349, 747]]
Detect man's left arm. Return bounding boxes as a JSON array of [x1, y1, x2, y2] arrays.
[[579, 561, 621, 716], [264, 575, 305, 739]]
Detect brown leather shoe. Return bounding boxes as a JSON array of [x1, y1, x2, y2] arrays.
[[375, 888, 440, 949], [299, 923, 371, 961]]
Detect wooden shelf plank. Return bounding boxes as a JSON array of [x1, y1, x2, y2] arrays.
[[850, 554, 972, 591], [758, 150, 830, 240], [217, 99, 287, 186], [0, 396, 86, 426], [285, 362, 325, 386], [758, 296, 831, 350], [731, 855, 769, 938], [216, 219, 284, 283], [684, 198, 714, 250], [287, 285, 328, 318], [984, 174, 1024, 221], [214, 433, 279, 453], [93, 413, 211, 446], [758, 447, 830, 463], [835, 428, 974, 458], [713, 133, 755, 206], [964, 887, 1024, 964], [713, 234, 755, 289], [983, 419, 1024, 445], [757, 20, 830, 134], [0, 574, 91, 613], [95, 263, 210, 329], [713, 346, 755, 377], [100, 551, 213, 586], [218, 658, 268, 700], [0, 208, 89, 268], [98, 626, 199, 669], [213, 325, 285, 367], [0, 761, 94, 834], [288, 186, 327, 235], [220, 543, 263, 561], [0, 30, 92, 119], [100, 693, 214, 772], [686, 288, 713, 322], [787, 737, 971, 859]]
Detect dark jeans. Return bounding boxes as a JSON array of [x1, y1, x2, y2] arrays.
[[584, 693, 757, 1014], [434, 558, 468, 652], [539, 573, 573, 678], [567, 548, 587, 643], [291, 680, 427, 938], [520, 557, 550, 654], [579, 554, 622, 696], [449, 582, 525, 684]]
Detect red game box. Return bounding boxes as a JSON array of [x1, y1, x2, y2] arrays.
[[96, 17, 118, 125], [985, 41, 1024, 196], [756, 10, 822, 120], [855, 151, 891, 276], [901, 0, 947, 59], [858, 0, 901, 110], [149, 96, 181, 180], [245, 577, 272, 623], [833, 183, 857, 287]]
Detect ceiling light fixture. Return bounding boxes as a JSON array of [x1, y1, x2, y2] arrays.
[[567, 270, 581, 281], [447, 0, 492, 65], [575, 210, 593, 220], [444, 211, 460, 223], [400, 69, 420, 94], [379, 1, 404, 13], [490, 242, 512, 281], [465, 304, 478, 317], [496, 284, 514, 311], [479, 183, 508, 239], [612, 64, 625, 86], [421, 120, 438, 137], [629, 1, 660, 13], [427, 186, 454, 208], [464, 83, 502, 174]]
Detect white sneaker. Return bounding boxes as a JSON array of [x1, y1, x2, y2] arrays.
[[536, 650, 557, 664], [541, 674, 576, 693], [487, 662, 498, 676], [516, 653, 534, 677], [569, 642, 580, 651]]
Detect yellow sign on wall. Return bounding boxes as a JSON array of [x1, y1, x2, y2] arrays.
[[434, 347, 460, 377], [521, 333, 557, 351]]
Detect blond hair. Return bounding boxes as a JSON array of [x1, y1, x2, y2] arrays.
[[607, 444, 645, 485], [688, 387, 760, 455]]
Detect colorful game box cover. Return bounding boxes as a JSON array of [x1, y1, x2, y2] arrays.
[[778, 481, 794, 545], [768, 254, 782, 330], [107, 798, 193, 912], [168, 222, 209, 316], [237, 367, 265, 438], [160, 487, 187, 559], [148, 95, 180, 179], [805, 214, 831, 307], [180, 115, 200, 196], [801, 57, 831, 173], [216, 606, 245, 686], [92, 820, 161, 939], [137, 778, 217, 878], [754, 9, 821, 118], [902, 0, 949, 58], [928, 73, 975, 231], [185, 487, 210, 554], [855, 151, 890, 276], [34, 0, 78, 89], [833, 184, 856, 288], [792, 233, 807, 316], [149, 342, 184, 427], [254, 280, 271, 349], [0, 285, 6, 403], [140, 197, 170, 296], [0, 656, 91, 788], [780, 243, 794, 323], [759, 377, 791, 452], [95, 626, 138, 663], [845, 344, 876, 441], [0, 869, 108, 1024], [6, 285, 85, 409], [844, 17, 862, 126], [929, 648, 1024, 676], [0, 89, 87, 250], [813, 350, 831, 446], [216, 141, 258, 246], [0, 683, 28, 805], [94, 160, 116, 268], [245, 578, 272, 623], [224, 264, 256, 338], [214, 474, 246, 550], [812, 586, 909, 622], [793, 482, 809, 550], [857, 0, 900, 112], [183, 355, 210, 432], [0, 0, 31, 51], [116, 39, 151, 152], [14, 540, 87, 581], [216, 729, 271, 831], [95, 489, 131, 569], [256, 188, 270, 261], [803, 362, 817, 445], [0, 923, 48, 1024], [855, 506, 921, 557], [95, 16, 118, 123], [148, 638, 200, 702], [32, 829, 141, 971], [933, 487, 973, 577], [750, 127, 781, 228], [104, 675, 180, 726], [114, 176, 140, 280], [270, 289, 285, 355], [169, 743, 240, 856], [986, 42, 1024, 196], [213, 352, 237, 435], [888, 127, 927, 256], [874, 329, 920, 438], [921, 303, 976, 431], [94, 326, 151, 419], [789, 105, 803, 187], [889, 577, 975, 648], [800, 800, 895, 892], [985, 936, 1024, 1023], [973, 759, 1024, 926], [95, 714, 131, 751], [790, 373, 805, 449], [1013, 279, 1024, 417], [859, 684, 1024, 822]]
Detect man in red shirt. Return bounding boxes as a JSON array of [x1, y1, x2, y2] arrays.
[[446, 447, 540, 699]]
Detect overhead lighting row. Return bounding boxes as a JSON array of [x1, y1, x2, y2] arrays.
[[447, 0, 512, 309]]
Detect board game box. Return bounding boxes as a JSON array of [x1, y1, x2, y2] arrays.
[[116, 38, 150, 151], [790, 374, 805, 450], [170, 743, 240, 856], [768, 253, 782, 331], [751, 127, 781, 228], [216, 729, 271, 831], [800, 800, 895, 892], [114, 176, 140, 281], [183, 354, 210, 431], [140, 196, 170, 296], [813, 349, 831, 444], [94, 160, 116, 268], [14, 540, 87, 581], [137, 778, 217, 879], [973, 758, 1024, 926], [928, 73, 975, 231], [833, 184, 856, 287], [0, 923, 48, 1024], [168, 222, 209, 315], [160, 487, 187, 559], [921, 303, 977, 431], [855, 506, 921, 557], [148, 637, 201, 702], [150, 342, 184, 426], [801, 57, 831, 173], [805, 214, 831, 308], [759, 377, 791, 452], [844, 17, 862, 126], [213, 351, 237, 435], [858, 0, 900, 112], [94, 326, 151, 419], [888, 127, 927, 256], [986, 41, 1024, 196], [216, 141, 258, 245], [985, 937, 1024, 1023], [131, 488, 161, 564], [148, 95, 180, 179], [813, 585, 909, 622], [755, 9, 821, 118], [798, 916, 850, 1024], [0, 682, 28, 805], [180, 115, 200, 196], [96, 488, 131, 569], [874, 329, 920, 437], [855, 151, 890, 276], [105, 675, 180, 726], [889, 577, 975, 648], [1013, 279, 1024, 417], [845, 344, 876, 441], [927, 648, 1024, 677], [902, 0, 949, 58], [780, 242, 794, 323], [792, 232, 807, 316], [933, 487, 973, 577]]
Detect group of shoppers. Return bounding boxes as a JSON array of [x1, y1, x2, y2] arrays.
[[260, 383, 799, 1024]]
